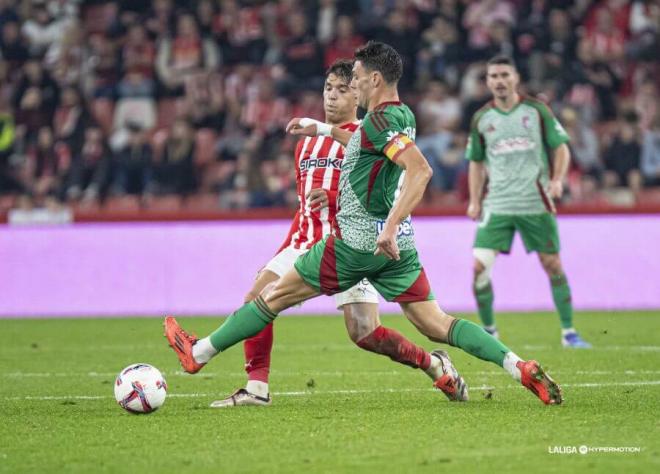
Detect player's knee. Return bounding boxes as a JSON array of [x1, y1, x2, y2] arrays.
[[473, 248, 496, 288], [344, 303, 380, 343], [539, 254, 562, 276]]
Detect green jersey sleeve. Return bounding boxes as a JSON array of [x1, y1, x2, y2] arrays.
[[362, 106, 416, 162], [465, 114, 486, 162], [528, 99, 570, 149]]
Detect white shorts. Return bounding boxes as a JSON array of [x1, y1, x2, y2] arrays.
[[263, 245, 379, 309]]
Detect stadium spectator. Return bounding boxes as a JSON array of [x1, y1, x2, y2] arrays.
[[641, 114, 660, 187], [13, 58, 59, 143], [44, 20, 85, 87], [528, 9, 577, 92], [121, 23, 156, 79], [21, 0, 71, 57], [63, 125, 111, 202], [416, 15, 461, 88], [276, 11, 324, 93], [561, 107, 601, 177], [110, 122, 152, 196], [560, 39, 620, 122], [53, 86, 89, 154], [194, 0, 215, 38], [149, 118, 196, 196], [373, 9, 417, 91], [87, 33, 120, 99], [0, 0, 658, 214], [356, 0, 390, 34], [316, 0, 338, 45], [634, 78, 658, 131], [324, 15, 363, 69], [603, 112, 643, 193], [24, 125, 61, 200], [0, 19, 29, 68], [110, 70, 157, 150], [416, 80, 462, 190], [145, 0, 175, 41], [241, 75, 290, 138], [463, 0, 515, 58], [0, 103, 21, 194], [628, 0, 660, 61], [155, 12, 220, 97], [181, 72, 225, 131], [0, 59, 12, 105]]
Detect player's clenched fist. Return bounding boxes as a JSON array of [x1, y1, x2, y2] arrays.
[[286, 118, 332, 137], [548, 179, 563, 199], [467, 202, 481, 220]]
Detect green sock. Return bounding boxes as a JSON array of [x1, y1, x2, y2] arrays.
[[473, 282, 495, 327], [448, 319, 510, 367], [209, 297, 277, 352], [550, 274, 573, 329]]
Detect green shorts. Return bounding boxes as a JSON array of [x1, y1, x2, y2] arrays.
[[294, 235, 435, 302], [474, 212, 560, 254]]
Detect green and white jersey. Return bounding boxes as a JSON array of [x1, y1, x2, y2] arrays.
[[335, 101, 417, 252], [465, 96, 570, 215]]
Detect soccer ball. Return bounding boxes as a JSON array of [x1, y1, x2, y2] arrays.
[[114, 363, 167, 414]]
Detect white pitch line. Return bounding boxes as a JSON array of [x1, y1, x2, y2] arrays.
[[4, 380, 660, 402], [521, 345, 660, 352], [5, 369, 660, 379]]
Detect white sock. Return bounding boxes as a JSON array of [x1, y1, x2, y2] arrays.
[[191, 337, 218, 364], [484, 324, 497, 332], [424, 353, 443, 380], [503, 352, 523, 381], [246, 380, 269, 398], [561, 328, 576, 336]]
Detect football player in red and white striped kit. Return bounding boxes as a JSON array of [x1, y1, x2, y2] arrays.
[[211, 60, 465, 407]]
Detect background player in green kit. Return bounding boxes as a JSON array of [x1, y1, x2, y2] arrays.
[[165, 42, 563, 405], [466, 56, 591, 348]]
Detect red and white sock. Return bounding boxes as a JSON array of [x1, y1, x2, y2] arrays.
[[357, 326, 432, 371], [243, 322, 274, 397]]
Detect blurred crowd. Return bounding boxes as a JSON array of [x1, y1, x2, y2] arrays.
[[0, 0, 659, 215]]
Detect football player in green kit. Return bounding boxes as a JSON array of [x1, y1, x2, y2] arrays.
[[165, 43, 563, 405], [466, 56, 590, 348]]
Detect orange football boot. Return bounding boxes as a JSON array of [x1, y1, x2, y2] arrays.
[[517, 360, 562, 405], [164, 316, 206, 374]]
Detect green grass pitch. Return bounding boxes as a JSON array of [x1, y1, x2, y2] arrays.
[[1, 311, 659, 474]]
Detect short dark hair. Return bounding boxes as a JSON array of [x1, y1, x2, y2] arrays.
[[325, 59, 354, 85], [354, 41, 403, 85], [487, 55, 517, 70]]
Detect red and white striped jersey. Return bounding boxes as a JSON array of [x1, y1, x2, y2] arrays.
[[278, 121, 359, 251]]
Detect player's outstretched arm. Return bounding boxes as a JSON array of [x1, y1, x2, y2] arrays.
[[285, 117, 354, 147], [467, 161, 486, 220], [375, 146, 432, 260]]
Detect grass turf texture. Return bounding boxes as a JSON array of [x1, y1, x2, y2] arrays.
[[1, 311, 659, 474]]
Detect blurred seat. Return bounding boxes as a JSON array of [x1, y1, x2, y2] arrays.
[[146, 195, 183, 211], [184, 193, 219, 211], [103, 196, 141, 213], [638, 188, 660, 203], [0, 194, 16, 213]]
